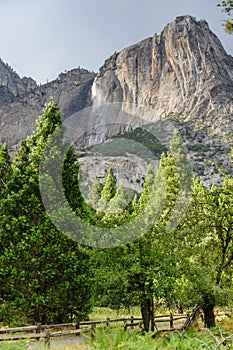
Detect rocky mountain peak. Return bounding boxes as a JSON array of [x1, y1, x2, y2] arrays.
[[94, 15, 233, 136], [85, 15, 233, 187], [0, 58, 37, 104], [0, 66, 95, 152]]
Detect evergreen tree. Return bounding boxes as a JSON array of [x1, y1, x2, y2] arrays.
[[98, 168, 117, 212], [0, 100, 92, 324], [101, 168, 116, 203], [131, 193, 139, 213], [88, 176, 102, 210], [106, 184, 132, 214], [138, 164, 155, 211], [0, 143, 12, 199]]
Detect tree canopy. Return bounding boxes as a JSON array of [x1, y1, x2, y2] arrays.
[[0, 102, 232, 331], [0, 100, 93, 325], [218, 0, 233, 33]]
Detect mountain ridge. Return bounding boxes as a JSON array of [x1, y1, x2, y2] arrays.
[[0, 67, 95, 152], [0, 15, 232, 186]]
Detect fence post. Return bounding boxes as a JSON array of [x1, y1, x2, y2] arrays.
[[36, 323, 41, 342], [91, 324, 96, 339], [170, 312, 174, 329], [76, 318, 80, 336], [45, 328, 50, 349], [131, 315, 134, 330], [106, 317, 110, 328]]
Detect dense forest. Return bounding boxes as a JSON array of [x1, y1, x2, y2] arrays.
[[0, 100, 232, 333]]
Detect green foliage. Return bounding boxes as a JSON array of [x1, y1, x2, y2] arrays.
[[160, 329, 218, 349], [0, 143, 12, 199], [87, 328, 157, 350], [91, 132, 190, 331], [88, 176, 102, 210], [138, 164, 155, 211], [106, 184, 131, 214], [1, 101, 232, 333], [14, 99, 62, 171], [218, 1, 233, 33], [0, 341, 28, 350], [168, 175, 233, 327], [0, 99, 92, 325], [100, 168, 116, 204], [91, 128, 233, 330], [113, 127, 167, 156], [230, 148, 233, 162], [87, 327, 229, 350]]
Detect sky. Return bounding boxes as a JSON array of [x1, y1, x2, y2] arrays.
[[0, 0, 232, 84]]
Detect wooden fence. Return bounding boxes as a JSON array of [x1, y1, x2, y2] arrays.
[[0, 313, 188, 346]]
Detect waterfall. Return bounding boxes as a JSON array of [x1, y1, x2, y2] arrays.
[[91, 77, 97, 100], [91, 76, 103, 107], [87, 77, 145, 148]]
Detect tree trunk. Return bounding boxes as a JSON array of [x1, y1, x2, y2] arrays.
[[202, 303, 215, 328], [141, 298, 151, 332], [175, 303, 184, 314], [149, 298, 155, 331]]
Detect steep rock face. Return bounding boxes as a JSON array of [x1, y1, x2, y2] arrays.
[[39, 69, 95, 118], [0, 67, 95, 152], [0, 59, 37, 105], [94, 16, 233, 143]]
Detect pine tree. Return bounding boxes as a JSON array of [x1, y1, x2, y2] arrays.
[[0, 143, 12, 198], [101, 168, 117, 203], [88, 176, 102, 209], [0, 100, 93, 324], [98, 168, 117, 212], [106, 184, 131, 214], [138, 164, 155, 211]]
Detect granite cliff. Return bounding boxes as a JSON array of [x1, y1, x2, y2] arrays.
[[0, 15, 232, 186], [80, 16, 233, 187], [94, 15, 233, 143]]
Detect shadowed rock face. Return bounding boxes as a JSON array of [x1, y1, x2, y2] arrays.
[[0, 66, 96, 152], [94, 16, 233, 143]]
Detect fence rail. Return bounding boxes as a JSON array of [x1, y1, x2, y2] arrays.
[[0, 313, 188, 345]]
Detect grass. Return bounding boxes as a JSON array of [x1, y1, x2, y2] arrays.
[[217, 310, 233, 333], [4, 326, 231, 350], [89, 306, 141, 320], [89, 305, 172, 320], [0, 341, 28, 350], [30, 342, 88, 350], [86, 327, 233, 350], [0, 340, 88, 350]]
